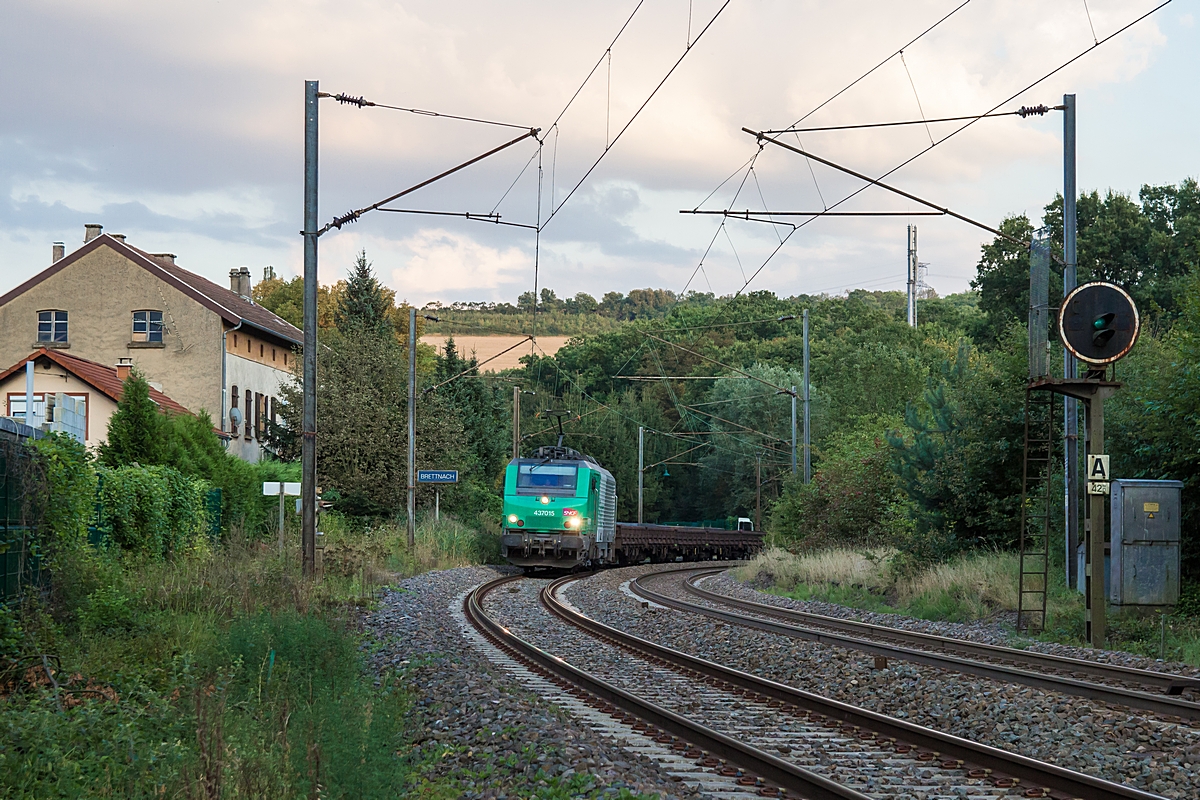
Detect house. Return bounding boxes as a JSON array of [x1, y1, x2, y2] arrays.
[[0, 350, 191, 450], [0, 224, 301, 461]]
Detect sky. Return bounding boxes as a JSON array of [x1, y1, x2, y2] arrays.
[[2, 0, 1196, 308]]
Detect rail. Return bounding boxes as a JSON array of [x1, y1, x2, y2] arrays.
[[630, 568, 1200, 721], [541, 571, 1165, 800], [465, 573, 870, 800]]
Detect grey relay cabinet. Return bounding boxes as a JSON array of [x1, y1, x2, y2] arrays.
[[1109, 479, 1183, 607]]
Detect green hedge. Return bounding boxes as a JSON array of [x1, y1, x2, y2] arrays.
[[95, 466, 209, 557]]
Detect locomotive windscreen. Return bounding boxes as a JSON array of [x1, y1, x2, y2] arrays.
[[517, 462, 578, 492]]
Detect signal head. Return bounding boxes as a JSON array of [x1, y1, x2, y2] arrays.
[[1059, 283, 1139, 366]]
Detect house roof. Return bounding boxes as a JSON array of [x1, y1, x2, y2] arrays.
[[0, 234, 303, 346], [0, 349, 193, 416]]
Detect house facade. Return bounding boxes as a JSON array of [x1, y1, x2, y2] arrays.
[[0, 225, 301, 461], [0, 350, 192, 451]]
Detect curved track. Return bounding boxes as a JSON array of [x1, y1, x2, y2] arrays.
[[466, 571, 1166, 800], [631, 567, 1200, 722]]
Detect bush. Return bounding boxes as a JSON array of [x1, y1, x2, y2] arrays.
[[79, 585, 137, 634], [28, 432, 96, 552], [769, 415, 912, 549], [96, 465, 209, 557]]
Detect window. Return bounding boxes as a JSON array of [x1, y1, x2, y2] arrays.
[[8, 394, 46, 422], [272, 348, 276, 362], [259, 344, 264, 358], [233, 334, 238, 348], [37, 310, 68, 343], [244, 389, 252, 440], [230, 385, 239, 435], [132, 310, 164, 342], [516, 462, 578, 493]]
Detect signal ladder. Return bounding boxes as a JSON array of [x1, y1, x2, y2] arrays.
[[1017, 387, 1056, 633]]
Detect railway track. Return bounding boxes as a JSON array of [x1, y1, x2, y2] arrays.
[[630, 567, 1200, 723], [466, 571, 1166, 800]]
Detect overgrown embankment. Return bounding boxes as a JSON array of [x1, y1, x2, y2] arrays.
[[738, 547, 1200, 665]]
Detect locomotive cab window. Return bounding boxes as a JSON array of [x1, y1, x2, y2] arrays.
[[516, 462, 577, 494]]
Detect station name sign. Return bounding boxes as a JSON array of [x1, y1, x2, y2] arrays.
[[417, 470, 459, 484]]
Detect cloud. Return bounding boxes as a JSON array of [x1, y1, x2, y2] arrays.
[[0, 0, 1183, 303]]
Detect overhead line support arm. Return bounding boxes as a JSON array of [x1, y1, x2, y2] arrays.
[[743, 129, 1031, 250], [318, 128, 540, 236]]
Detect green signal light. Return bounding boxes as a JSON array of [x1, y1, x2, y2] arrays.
[[1092, 312, 1117, 347]]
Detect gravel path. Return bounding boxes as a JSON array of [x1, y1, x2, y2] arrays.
[[713, 570, 1200, 678], [564, 565, 1200, 800], [364, 566, 701, 799]]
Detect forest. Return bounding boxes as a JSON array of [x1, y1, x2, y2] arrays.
[[255, 179, 1200, 578]]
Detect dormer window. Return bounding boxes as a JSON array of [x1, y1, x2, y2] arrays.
[[132, 310, 164, 343], [38, 310, 68, 343]]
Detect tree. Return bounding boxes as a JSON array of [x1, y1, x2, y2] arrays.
[[335, 251, 393, 336], [888, 334, 1027, 559], [253, 275, 340, 330], [970, 214, 1042, 345], [100, 369, 166, 467]]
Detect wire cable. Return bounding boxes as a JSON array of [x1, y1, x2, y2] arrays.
[[321, 92, 533, 130], [764, 106, 1053, 134], [542, 0, 733, 230], [730, 0, 1173, 297]]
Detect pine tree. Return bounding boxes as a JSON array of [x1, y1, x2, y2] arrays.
[[334, 250, 392, 337], [100, 368, 166, 467]]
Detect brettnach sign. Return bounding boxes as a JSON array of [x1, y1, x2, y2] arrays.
[[417, 470, 459, 484]]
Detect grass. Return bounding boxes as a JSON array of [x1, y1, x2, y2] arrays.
[[737, 547, 1200, 665], [0, 513, 510, 798]]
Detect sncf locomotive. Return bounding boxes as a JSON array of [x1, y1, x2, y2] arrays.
[[500, 445, 764, 570]]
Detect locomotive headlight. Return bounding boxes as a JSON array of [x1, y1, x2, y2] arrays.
[[507, 514, 519, 524], [540, 496, 550, 504], [566, 517, 581, 528]]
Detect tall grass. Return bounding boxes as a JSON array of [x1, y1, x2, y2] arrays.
[[737, 546, 1200, 664], [1, 513, 503, 797], [739, 546, 1022, 622]]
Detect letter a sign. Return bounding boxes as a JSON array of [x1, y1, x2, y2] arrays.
[[1087, 454, 1110, 495]]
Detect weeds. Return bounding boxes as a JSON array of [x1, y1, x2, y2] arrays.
[[0, 511, 504, 797], [739, 546, 1200, 665]]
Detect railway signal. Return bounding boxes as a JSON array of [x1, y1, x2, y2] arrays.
[[1058, 282, 1140, 366], [1026, 277, 1141, 649]]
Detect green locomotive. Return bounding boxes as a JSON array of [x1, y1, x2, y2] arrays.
[[500, 445, 617, 569]]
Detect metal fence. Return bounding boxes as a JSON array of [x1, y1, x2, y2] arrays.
[[0, 420, 43, 606]]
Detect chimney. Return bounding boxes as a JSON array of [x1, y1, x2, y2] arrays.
[[84, 224, 103, 243], [115, 357, 133, 382], [229, 266, 252, 299], [110, 234, 127, 244], [152, 253, 176, 265], [52, 242, 65, 263]]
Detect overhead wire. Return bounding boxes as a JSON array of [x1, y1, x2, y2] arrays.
[[322, 92, 533, 130], [728, 0, 1174, 298], [541, 0, 733, 230]]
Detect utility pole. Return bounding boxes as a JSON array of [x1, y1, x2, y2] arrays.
[[802, 308, 811, 484], [906, 225, 918, 328], [637, 426, 644, 524], [755, 453, 762, 531], [1063, 93, 1080, 592], [301, 80, 319, 577], [407, 307, 417, 548], [790, 385, 797, 475], [512, 386, 520, 460]]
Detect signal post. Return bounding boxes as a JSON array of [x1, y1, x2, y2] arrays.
[[1025, 282, 1139, 648]]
